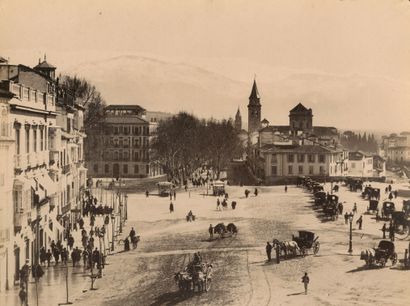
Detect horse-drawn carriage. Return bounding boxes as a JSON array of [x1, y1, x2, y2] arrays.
[[157, 182, 174, 197], [391, 211, 410, 239], [213, 223, 238, 238], [322, 203, 338, 220], [292, 231, 320, 256], [345, 178, 363, 192], [174, 257, 213, 293], [381, 201, 395, 219], [212, 181, 225, 196], [360, 240, 397, 267], [362, 187, 380, 200], [273, 231, 319, 258], [367, 200, 379, 214], [314, 191, 327, 206], [312, 184, 324, 194]]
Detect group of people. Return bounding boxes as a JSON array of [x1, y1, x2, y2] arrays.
[[82, 191, 113, 217]]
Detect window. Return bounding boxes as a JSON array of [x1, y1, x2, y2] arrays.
[[318, 154, 325, 163], [93, 164, 98, 173], [123, 164, 128, 174], [124, 151, 129, 160], [134, 165, 139, 173], [146, 165, 149, 174], [288, 165, 293, 175], [124, 126, 129, 135], [297, 154, 305, 163], [16, 128, 20, 154], [0, 108, 8, 136], [271, 165, 277, 176], [119, 126, 123, 134], [114, 151, 118, 160], [119, 139, 123, 147], [105, 164, 109, 173], [319, 166, 324, 174], [25, 128, 30, 153], [119, 152, 123, 160], [33, 129, 37, 152], [298, 165, 303, 174], [308, 154, 315, 163], [309, 166, 314, 175], [114, 127, 119, 135], [271, 154, 277, 163], [40, 128, 44, 151], [287, 154, 294, 163]]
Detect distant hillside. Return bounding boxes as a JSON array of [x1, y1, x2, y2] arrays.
[[66, 55, 410, 131]]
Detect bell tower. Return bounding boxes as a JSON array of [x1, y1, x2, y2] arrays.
[[247, 79, 261, 133], [234, 107, 242, 131]]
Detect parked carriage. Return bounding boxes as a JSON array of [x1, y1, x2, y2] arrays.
[[327, 194, 339, 205], [157, 182, 174, 197], [360, 240, 397, 267], [292, 231, 320, 256], [382, 201, 395, 219], [314, 191, 327, 206], [212, 181, 225, 196], [403, 200, 410, 217], [322, 203, 338, 220], [362, 187, 380, 200], [367, 200, 379, 214], [391, 211, 410, 239]]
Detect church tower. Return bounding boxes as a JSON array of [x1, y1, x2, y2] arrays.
[[247, 79, 261, 133], [234, 107, 242, 131]]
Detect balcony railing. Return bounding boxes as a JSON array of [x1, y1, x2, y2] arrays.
[[14, 210, 24, 232]]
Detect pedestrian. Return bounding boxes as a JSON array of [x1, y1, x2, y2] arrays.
[[68, 234, 74, 250], [216, 198, 220, 211], [389, 223, 395, 241], [169, 202, 174, 213], [356, 215, 363, 230], [388, 184, 392, 192], [275, 244, 280, 264], [301, 272, 310, 295], [208, 224, 213, 239], [266, 242, 272, 261], [254, 188, 258, 197], [46, 249, 52, 267], [284, 185, 288, 193], [394, 190, 398, 198], [388, 192, 393, 201], [19, 286, 27, 306], [352, 203, 357, 214], [145, 190, 149, 197], [174, 190, 176, 201], [170, 192, 172, 201], [62, 248, 68, 265], [381, 223, 387, 239], [344, 212, 348, 225]]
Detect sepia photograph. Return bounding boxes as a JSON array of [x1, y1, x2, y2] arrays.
[[0, 0, 410, 305]]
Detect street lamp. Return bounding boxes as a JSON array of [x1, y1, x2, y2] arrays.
[[348, 212, 354, 254]]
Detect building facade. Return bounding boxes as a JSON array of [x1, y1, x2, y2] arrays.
[[0, 57, 87, 290], [260, 144, 348, 184], [85, 105, 166, 179], [347, 151, 374, 178]]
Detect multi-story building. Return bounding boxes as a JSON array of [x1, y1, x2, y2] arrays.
[[260, 143, 348, 184], [347, 151, 374, 178], [380, 132, 410, 164], [85, 105, 167, 178], [0, 89, 14, 291], [0, 56, 87, 288]]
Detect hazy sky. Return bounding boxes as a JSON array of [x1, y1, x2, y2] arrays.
[[1, 0, 409, 130]]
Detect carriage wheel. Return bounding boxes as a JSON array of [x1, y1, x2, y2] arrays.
[[313, 242, 320, 255], [392, 253, 398, 265], [395, 224, 410, 240], [380, 258, 386, 267], [205, 277, 211, 292]]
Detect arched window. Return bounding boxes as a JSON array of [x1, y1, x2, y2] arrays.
[[0, 107, 8, 137]]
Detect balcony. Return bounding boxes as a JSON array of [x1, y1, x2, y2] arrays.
[[62, 203, 71, 215], [14, 210, 24, 233], [62, 164, 71, 174]]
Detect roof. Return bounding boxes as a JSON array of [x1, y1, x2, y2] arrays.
[[248, 80, 260, 100], [290, 103, 310, 113], [260, 125, 291, 133], [0, 56, 8, 63], [260, 144, 334, 154], [261, 118, 269, 124], [312, 126, 338, 136], [348, 151, 373, 160], [104, 104, 146, 112], [34, 60, 56, 69]]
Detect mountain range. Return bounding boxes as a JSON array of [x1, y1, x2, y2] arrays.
[[66, 55, 410, 132]]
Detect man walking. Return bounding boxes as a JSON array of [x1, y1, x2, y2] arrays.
[[356, 215, 363, 230], [19, 286, 27, 306], [208, 224, 213, 239], [266, 242, 272, 261], [381, 223, 387, 239], [169, 202, 174, 213], [301, 272, 310, 295]]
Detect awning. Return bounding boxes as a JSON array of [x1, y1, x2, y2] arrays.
[[35, 174, 58, 196]]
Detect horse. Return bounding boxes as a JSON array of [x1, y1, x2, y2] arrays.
[[226, 223, 238, 235], [214, 223, 226, 236], [272, 239, 300, 258]]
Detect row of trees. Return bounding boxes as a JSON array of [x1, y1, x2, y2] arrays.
[[151, 112, 243, 182], [340, 131, 379, 153]]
